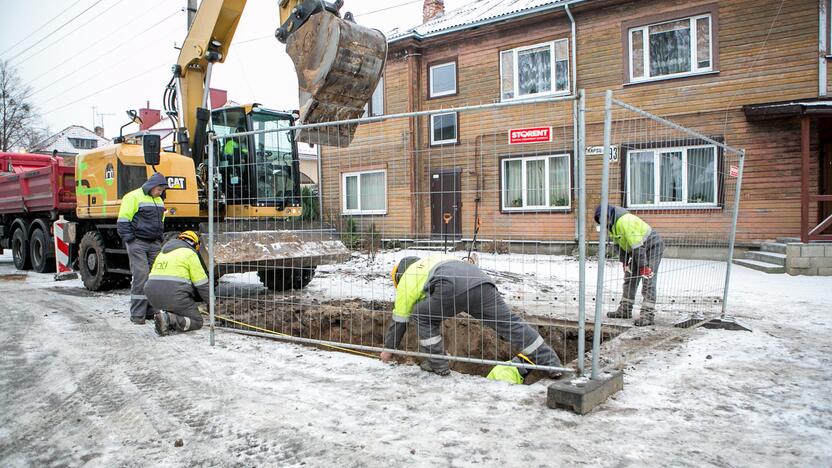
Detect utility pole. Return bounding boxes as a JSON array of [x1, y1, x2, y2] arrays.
[[187, 0, 198, 30]]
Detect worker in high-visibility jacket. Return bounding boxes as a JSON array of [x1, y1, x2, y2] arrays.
[[379, 254, 562, 377], [595, 204, 665, 326], [117, 172, 168, 325], [145, 231, 210, 336]]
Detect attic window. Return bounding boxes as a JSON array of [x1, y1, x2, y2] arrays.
[[69, 138, 98, 149]]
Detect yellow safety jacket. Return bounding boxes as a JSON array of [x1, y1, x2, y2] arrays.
[[391, 254, 456, 322], [609, 212, 652, 253]]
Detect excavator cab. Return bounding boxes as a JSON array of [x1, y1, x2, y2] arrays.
[[211, 105, 301, 217]]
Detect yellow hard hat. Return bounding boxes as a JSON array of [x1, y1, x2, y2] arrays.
[[178, 230, 200, 249], [391, 256, 419, 288]]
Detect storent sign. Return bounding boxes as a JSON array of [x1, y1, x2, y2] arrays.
[[509, 127, 552, 144]]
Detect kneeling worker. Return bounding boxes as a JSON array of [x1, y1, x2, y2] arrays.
[[145, 231, 210, 336], [379, 254, 562, 377]]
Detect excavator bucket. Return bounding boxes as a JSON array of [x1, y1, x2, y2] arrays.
[[286, 12, 387, 148]]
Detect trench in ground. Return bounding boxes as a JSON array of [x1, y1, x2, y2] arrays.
[[216, 296, 626, 382]]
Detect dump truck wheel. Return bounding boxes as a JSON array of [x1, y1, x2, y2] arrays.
[[11, 227, 31, 270], [78, 231, 115, 291], [29, 228, 55, 273], [258, 267, 316, 291]]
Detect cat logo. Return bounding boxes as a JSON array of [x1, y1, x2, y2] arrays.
[[104, 163, 114, 186], [166, 176, 186, 190]]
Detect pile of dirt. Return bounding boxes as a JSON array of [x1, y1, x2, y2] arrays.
[[216, 296, 621, 380]]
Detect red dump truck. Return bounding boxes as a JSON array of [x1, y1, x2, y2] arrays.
[[0, 152, 77, 273]]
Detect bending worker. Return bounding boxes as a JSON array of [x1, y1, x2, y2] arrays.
[[379, 254, 562, 377], [117, 172, 168, 325], [595, 204, 664, 326], [145, 231, 210, 336]]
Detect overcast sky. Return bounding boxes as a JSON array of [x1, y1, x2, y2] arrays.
[[0, 0, 469, 137]]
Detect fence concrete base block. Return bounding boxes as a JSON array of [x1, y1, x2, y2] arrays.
[[546, 371, 624, 414]]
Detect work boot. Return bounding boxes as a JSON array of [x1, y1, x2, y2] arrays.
[[154, 311, 171, 337], [633, 308, 655, 327], [419, 359, 450, 376], [130, 317, 146, 325], [607, 304, 632, 319]]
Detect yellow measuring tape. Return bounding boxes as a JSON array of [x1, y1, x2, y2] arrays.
[[207, 312, 379, 359]]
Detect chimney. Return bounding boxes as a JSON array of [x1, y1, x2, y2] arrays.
[[423, 0, 444, 23], [209, 88, 228, 109], [94, 126, 105, 138], [138, 107, 162, 130]]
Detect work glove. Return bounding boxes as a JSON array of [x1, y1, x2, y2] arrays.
[[639, 266, 654, 280], [622, 258, 632, 275]]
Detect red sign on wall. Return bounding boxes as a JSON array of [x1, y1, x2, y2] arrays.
[[729, 165, 739, 178], [509, 127, 552, 144]]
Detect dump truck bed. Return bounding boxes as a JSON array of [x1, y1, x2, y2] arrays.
[[0, 153, 76, 216]]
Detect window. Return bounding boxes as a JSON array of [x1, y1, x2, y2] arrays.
[[500, 39, 569, 101], [69, 138, 98, 149], [430, 112, 457, 145], [626, 145, 717, 208], [363, 76, 384, 117], [501, 154, 571, 211], [628, 14, 713, 82], [429, 61, 456, 98], [342, 170, 386, 214]]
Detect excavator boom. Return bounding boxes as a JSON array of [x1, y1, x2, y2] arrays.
[[173, 0, 387, 157]]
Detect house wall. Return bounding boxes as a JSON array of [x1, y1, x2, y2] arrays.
[[320, 0, 823, 244]]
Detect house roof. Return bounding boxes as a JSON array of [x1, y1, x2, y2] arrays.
[[743, 99, 832, 121], [388, 0, 582, 43], [33, 125, 110, 155]]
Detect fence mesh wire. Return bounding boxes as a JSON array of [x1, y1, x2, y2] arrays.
[[205, 96, 632, 379], [591, 93, 744, 349], [204, 91, 742, 380]]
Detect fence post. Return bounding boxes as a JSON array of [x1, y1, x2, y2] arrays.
[[591, 90, 613, 380], [721, 149, 745, 317], [207, 130, 216, 347], [577, 89, 587, 376]]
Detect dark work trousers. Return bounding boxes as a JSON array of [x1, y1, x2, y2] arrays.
[[413, 280, 562, 373], [126, 239, 161, 320], [144, 279, 204, 332], [620, 237, 665, 313]]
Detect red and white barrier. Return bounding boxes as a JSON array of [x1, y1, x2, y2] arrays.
[[53, 216, 77, 281]]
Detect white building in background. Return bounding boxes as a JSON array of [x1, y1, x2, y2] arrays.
[[32, 125, 109, 157]]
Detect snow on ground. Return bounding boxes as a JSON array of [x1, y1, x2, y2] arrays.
[[1, 251, 831, 466], [225, 248, 730, 322]]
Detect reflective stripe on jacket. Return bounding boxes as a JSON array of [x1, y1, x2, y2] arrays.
[[149, 239, 210, 301], [392, 254, 456, 321], [117, 174, 166, 243]]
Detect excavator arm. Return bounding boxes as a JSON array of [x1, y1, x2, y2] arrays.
[[170, 0, 386, 163]]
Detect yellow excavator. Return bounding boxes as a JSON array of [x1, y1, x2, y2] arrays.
[[70, 0, 386, 290]]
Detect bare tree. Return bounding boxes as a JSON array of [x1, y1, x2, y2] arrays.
[[0, 60, 41, 152]]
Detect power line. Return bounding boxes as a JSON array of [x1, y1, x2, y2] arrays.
[[27, 0, 171, 84], [30, 8, 182, 99], [232, 0, 422, 44], [41, 61, 169, 117], [0, 0, 84, 58], [6, 0, 105, 62], [14, 0, 127, 67], [353, 0, 422, 17]]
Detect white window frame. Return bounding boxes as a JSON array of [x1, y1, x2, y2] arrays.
[[342, 169, 387, 215], [430, 112, 458, 145], [501, 153, 571, 211], [626, 144, 719, 209], [500, 39, 570, 102], [363, 76, 384, 117], [628, 14, 713, 83], [429, 62, 457, 98]]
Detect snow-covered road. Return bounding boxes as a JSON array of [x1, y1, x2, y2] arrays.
[[1, 251, 830, 467]]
